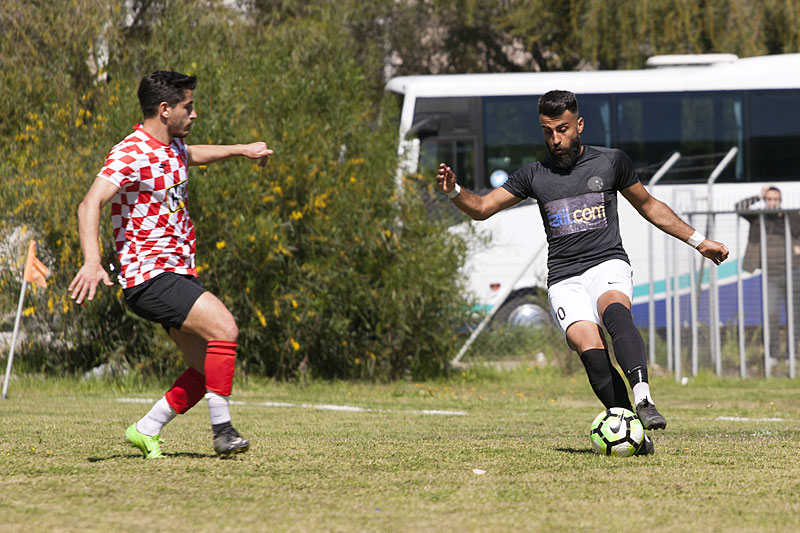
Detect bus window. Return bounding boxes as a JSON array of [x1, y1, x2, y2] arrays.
[[483, 96, 544, 185], [576, 95, 612, 148], [616, 92, 743, 183], [483, 95, 612, 186], [411, 97, 480, 188], [418, 138, 476, 190], [748, 90, 800, 182]]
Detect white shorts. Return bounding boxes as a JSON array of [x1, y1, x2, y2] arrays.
[[547, 259, 634, 337]]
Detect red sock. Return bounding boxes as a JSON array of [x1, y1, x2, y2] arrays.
[[164, 367, 206, 414], [205, 340, 237, 396]]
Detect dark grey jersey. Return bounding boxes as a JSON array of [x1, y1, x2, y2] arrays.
[[501, 145, 639, 286]]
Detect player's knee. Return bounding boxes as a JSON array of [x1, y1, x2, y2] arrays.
[[219, 320, 238, 343], [208, 310, 238, 342], [602, 302, 634, 335]]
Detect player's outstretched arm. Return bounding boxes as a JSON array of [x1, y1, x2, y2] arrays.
[[68, 177, 118, 304], [621, 182, 729, 266], [436, 163, 520, 220], [187, 142, 274, 167]]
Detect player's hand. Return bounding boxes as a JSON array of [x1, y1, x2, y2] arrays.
[[241, 142, 274, 167], [436, 163, 456, 194], [68, 262, 114, 305], [697, 240, 729, 266]]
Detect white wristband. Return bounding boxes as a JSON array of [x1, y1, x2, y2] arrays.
[[686, 230, 705, 248], [447, 183, 462, 199]]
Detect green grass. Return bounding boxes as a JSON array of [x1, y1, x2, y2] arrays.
[[3, 369, 800, 532]]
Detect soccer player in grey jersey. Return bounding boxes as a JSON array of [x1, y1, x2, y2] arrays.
[[436, 90, 729, 454]]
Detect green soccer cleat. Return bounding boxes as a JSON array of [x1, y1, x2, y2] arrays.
[[125, 423, 165, 459]]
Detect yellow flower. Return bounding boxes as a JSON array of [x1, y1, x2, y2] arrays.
[[290, 210, 303, 221], [290, 338, 300, 351], [23, 306, 35, 317], [255, 307, 267, 327], [291, 300, 298, 308], [216, 241, 226, 249]]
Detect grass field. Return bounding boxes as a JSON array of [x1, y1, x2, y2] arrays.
[[3, 367, 800, 532]]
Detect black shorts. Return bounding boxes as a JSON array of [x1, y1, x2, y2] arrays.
[[123, 272, 206, 331]]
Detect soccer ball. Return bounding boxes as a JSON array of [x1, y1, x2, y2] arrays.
[[589, 407, 644, 457]]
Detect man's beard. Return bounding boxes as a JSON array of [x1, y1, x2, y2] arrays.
[[548, 137, 582, 169]]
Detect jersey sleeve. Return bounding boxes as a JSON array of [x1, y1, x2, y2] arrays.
[[611, 149, 640, 191], [97, 145, 143, 188], [501, 164, 534, 199]]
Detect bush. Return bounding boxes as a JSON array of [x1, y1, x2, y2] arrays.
[[0, 1, 471, 380]]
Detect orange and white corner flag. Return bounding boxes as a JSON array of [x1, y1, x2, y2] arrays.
[[23, 240, 50, 289]]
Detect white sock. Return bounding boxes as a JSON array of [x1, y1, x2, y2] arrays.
[[632, 382, 653, 406], [205, 391, 232, 426], [136, 396, 177, 436]]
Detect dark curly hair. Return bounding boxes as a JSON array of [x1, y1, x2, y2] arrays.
[[137, 70, 197, 118], [538, 90, 578, 118]]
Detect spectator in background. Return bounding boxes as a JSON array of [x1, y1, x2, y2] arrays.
[[736, 186, 800, 362]]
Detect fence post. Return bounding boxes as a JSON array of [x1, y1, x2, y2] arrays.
[[759, 213, 771, 377], [647, 152, 680, 368], [736, 215, 746, 378], [706, 147, 738, 377], [673, 235, 681, 381], [689, 213, 699, 377], [785, 214, 795, 378]]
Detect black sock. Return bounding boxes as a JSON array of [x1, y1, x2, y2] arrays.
[[602, 302, 648, 387], [580, 348, 633, 410]]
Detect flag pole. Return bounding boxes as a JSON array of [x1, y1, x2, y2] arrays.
[[3, 278, 28, 400]]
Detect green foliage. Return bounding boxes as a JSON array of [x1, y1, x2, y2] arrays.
[[0, 0, 470, 380], [502, 0, 800, 71]]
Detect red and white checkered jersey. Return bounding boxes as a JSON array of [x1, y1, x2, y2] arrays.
[[98, 124, 196, 288]]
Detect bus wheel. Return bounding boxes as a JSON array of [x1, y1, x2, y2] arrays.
[[493, 293, 551, 329]]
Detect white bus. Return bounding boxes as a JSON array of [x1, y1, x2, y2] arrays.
[[386, 54, 800, 329]]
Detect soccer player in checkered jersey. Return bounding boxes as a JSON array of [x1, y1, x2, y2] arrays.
[[68, 71, 273, 458]]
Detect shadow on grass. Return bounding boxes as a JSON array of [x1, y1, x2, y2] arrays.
[[88, 451, 217, 462], [555, 447, 594, 454]]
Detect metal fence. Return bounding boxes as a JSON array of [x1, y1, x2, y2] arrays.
[[652, 206, 800, 380], [450, 147, 800, 380]]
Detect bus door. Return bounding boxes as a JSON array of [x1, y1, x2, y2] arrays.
[[411, 97, 483, 191]]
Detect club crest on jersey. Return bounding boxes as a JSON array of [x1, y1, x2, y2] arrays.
[[166, 179, 188, 213], [544, 192, 607, 237], [587, 176, 604, 191]]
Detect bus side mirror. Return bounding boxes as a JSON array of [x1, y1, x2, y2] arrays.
[[407, 116, 440, 141]]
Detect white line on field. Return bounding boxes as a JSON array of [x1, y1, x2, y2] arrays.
[[117, 397, 467, 416], [715, 416, 785, 423]]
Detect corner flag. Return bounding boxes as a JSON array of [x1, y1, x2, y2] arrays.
[[23, 240, 50, 288], [3, 240, 50, 399]]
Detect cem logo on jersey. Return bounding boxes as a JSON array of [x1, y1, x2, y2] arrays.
[[544, 191, 607, 237]]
